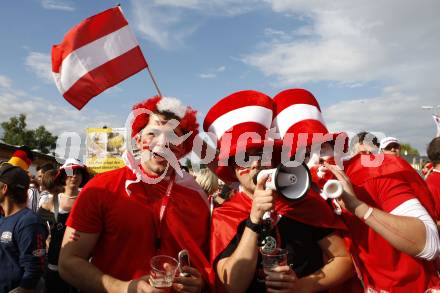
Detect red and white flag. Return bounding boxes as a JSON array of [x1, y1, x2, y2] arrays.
[[52, 7, 148, 110], [434, 114, 440, 137]]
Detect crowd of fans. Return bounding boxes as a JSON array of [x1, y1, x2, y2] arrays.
[[1, 89, 440, 293], [0, 150, 90, 292]]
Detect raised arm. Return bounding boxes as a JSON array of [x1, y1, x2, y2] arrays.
[[326, 163, 440, 259], [216, 227, 260, 293], [216, 176, 274, 293]]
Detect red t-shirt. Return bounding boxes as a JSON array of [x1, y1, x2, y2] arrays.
[[343, 169, 439, 292], [426, 171, 440, 220], [66, 166, 212, 282]]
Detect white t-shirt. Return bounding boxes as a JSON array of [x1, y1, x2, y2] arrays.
[[38, 191, 53, 208]]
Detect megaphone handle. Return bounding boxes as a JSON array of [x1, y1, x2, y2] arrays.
[[262, 211, 272, 220], [258, 220, 275, 248], [332, 199, 342, 215]]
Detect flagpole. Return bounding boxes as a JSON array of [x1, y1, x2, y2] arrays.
[[116, 4, 162, 97], [422, 105, 440, 137], [146, 67, 163, 97]]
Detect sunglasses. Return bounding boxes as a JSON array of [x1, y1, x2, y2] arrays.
[[384, 143, 400, 150], [231, 150, 265, 168]]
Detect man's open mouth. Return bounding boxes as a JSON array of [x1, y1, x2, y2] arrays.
[[152, 151, 167, 163]]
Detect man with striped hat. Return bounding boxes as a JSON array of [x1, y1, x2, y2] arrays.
[[277, 89, 440, 292], [207, 90, 355, 293]]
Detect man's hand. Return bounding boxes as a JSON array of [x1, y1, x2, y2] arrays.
[[324, 163, 363, 213], [265, 265, 305, 293], [250, 175, 276, 224], [127, 277, 168, 293], [173, 266, 204, 293]]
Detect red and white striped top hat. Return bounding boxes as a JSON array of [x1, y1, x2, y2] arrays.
[[272, 88, 348, 157], [204, 90, 274, 182]]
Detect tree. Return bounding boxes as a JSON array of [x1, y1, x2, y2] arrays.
[[1, 114, 31, 146], [33, 125, 58, 154], [400, 143, 419, 156], [1, 114, 57, 154]]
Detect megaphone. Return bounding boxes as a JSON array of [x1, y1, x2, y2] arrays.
[[253, 162, 312, 201], [253, 161, 312, 251]]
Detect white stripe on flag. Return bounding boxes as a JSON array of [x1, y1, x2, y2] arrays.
[[208, 106, 273, 139], [273, 104, 325, 137], [58, 25, 139, 93]]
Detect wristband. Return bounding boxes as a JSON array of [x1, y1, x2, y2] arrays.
[[363, 207, 374, 221], [245, 217, 262, 234]]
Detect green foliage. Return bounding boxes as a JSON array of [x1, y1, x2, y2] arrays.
[[1, 114, 57, 154], [400, 143, 420, 156]]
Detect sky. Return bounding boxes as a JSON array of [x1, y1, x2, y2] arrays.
[[1, 0, 439, 157]]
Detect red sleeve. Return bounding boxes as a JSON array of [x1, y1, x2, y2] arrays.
[[66, 181, 106, 233], [366, 174, 416, 212], [426, 175, 440, 219]]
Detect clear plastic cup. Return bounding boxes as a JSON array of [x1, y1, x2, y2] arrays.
[[260, 248, 288, 274], [149, 255, 179, 289]]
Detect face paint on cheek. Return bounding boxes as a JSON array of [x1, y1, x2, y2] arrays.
[[141, 139, 158, 156], [238, 168, 251, 176], [139, 135, 152, 150]]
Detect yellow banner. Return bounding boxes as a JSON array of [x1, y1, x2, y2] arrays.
[[86, 128, 126, 173]]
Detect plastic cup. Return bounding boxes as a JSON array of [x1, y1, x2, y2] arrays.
[[149, 255, 179, 289], [261, 248, 288, 274]]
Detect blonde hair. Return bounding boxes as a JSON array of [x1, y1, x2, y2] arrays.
[[194, 168, 219, 196]]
